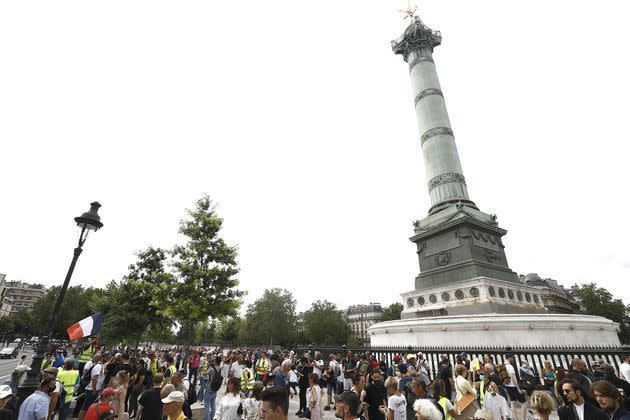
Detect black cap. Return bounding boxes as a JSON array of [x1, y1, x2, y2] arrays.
[[334, 391, 360, 416]]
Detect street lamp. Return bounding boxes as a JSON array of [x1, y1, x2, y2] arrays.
[[18, 202, 103, 399]]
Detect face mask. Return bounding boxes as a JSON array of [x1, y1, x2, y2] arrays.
[[479, 375, 486, 380]]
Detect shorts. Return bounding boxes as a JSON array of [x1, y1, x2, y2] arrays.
[[82, 390, 97, 409], [506, 386, 526, 403]]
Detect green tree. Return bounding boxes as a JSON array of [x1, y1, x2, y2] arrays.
[[380, 302, 403, 321], [29, 286, 99, 339], [166, 196, 244, 347], [93, 248, 175, 345], [244, 289, 297, 346], [303, 300, 350, 345], [217, 317, 242, 344], [574, 283, 630, 343]]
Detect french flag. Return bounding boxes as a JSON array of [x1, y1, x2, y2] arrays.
[[66, 312, 103, 341]]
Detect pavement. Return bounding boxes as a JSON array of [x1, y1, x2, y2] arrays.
[[0, 348, 32, 383]]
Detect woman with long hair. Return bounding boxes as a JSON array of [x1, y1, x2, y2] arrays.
[[110, 370, 130, 420], [308, 373, 323, 420], [432, 379, 458, 420], [215, 377, 243, 420], [540, 361, 556, 393], [454, 364, 477, 402], [529, 391, 555, 420]]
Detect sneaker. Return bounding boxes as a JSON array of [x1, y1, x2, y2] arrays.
[[296, 411, 303, 416]]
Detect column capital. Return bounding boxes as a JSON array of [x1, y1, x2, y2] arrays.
[[391, 16, 442, 60]]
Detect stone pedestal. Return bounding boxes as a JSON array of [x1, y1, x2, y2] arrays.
[[368, 313, 621, 347]]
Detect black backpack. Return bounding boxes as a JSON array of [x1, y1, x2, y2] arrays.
[[77, 364, 97, 394], [210, 366, 223, 392]]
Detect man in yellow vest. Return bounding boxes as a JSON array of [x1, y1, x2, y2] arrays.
[[78, 337, 97, 373], [255, 352, 270, 382], [57, 360, 79, 420], [241, 360, 255, 397]]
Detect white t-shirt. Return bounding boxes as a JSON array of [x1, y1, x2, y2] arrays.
[[620, 362, 630, 382], [83, 360, 94, 374], [231, 361, 243, 379], [505, 364, 516, 388], [289, 370, 298, 383], [387, 394, 407, 420], [313, 360, 324, 377], [242, 397, 262, 420], [86, 363, 105, 391], [574, 401, 585, 420]]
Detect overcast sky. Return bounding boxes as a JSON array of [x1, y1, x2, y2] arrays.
[[1, 1, 629, 314]]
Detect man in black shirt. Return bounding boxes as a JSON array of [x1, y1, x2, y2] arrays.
[[138, 373, 164, 420], [364, 370, 387, 420], [296, 357, 312, 417]]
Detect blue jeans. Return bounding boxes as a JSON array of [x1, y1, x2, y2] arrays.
[[198, 376, 207, 402], [204, 390, 217, 420]]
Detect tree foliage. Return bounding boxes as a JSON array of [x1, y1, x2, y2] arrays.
[[217, 317, 242, 344], [303, 300, 350, 346], [574, 283, 630, 343], [380, 302, 403, 322], [166, 196, 244, 343], [244, 288, 297, 346], [29, 286, 100, 339], [93, 248, 175, 345]]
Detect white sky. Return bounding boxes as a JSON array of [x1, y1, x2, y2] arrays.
[[1, 1, 629, 314]]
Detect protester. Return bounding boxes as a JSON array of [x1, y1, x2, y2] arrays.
[[57, 359, 79, 420], [242, 381, 263, 420], [215, 377, 242, 420], [454, 364, 476, 402], [162, 390, 188, 420], [381, 377, 406, 420], [205, 355, 222, 420], [482, 382, 510, 420], [335, 391, 361, 420], [84, 387, 117, 420], [503, 353, 526, 420], [590, 380, 630, 420], [17, 376, 55, 420], [110, 370, 130, 419], [620, 355, 630, 383], [541, 360, 557, 393], [0, 385, 14, 420], [364, 370, 387, 420], [137, 373, 164, 420], [297, 357, 312, 417], [437, 357, 454, 401], [412, 398, 443, 420], [242, 359, 255, 398], [558, 379, 608, 420], [432, 379, 457, 420], [530, 391, 555, 420], [261, 386, 289, 420], [308, 373, 323, 420], [188, 351, 201, 387], [78, 352, 105, 420]]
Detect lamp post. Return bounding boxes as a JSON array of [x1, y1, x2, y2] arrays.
[[18, 202, 103, 399]]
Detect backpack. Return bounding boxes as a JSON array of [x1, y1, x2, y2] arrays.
[[210, 366, 223, 392], [333, 363, 341, 378], [77, 364, 96, 394], [496, 363, 510, 385]]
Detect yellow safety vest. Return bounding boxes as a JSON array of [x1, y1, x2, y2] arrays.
[[439, 397, 453, 420], [255, 359, 269, 375], [57, 369, 79, 403], [167, 365, 177, 376], [241, 368, 254, 389], [480, 380, 486, 407], [149, 359, 159, 375], [79, 346, 93, 364]]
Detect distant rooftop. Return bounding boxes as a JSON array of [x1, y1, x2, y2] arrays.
[[346, 303, 383, 315]]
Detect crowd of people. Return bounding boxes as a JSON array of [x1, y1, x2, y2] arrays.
[[4, 340, 630, 420]]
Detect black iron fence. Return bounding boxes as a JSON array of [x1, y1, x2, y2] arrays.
[[296, 345, 630, 380]]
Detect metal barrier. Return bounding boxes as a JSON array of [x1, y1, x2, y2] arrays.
[[296, 345, 630, 379]]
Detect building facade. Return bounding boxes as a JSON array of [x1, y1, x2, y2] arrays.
[[520, 273, 582, 314], [345, 303, 383, 345], [0, 276, 46, 316]]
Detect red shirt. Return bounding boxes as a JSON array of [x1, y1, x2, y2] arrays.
[[189, 354, 200, 369], [85, 402, 115, 420]]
